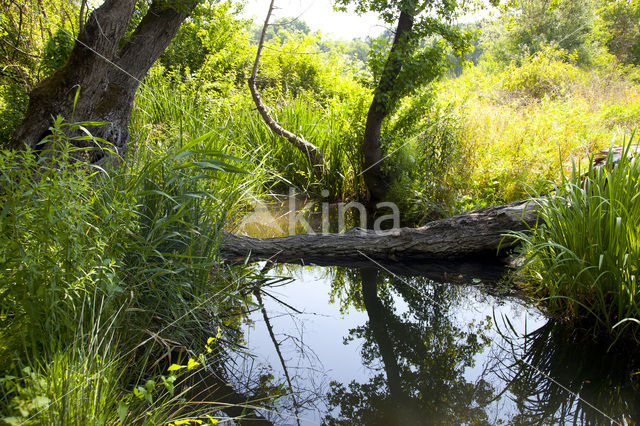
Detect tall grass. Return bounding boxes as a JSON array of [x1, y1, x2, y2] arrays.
[[513, 139, 640, 340], [134, 69, 369, 201], [0, 112, 262, 422], [439, 52, 640, 208], [234, 92, 368, 200]]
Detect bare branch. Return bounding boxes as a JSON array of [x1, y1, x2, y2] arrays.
[[248, 0, 326, 179], [253, 286, 302, 426]]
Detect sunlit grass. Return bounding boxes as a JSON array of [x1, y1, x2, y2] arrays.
[[439, 61, 640, 207]]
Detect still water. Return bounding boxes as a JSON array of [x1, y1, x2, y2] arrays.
[[228, 263, 640, 425]]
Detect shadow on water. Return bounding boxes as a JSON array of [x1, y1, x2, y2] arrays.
[[324, 267, 496, 425], [492, 321, 640, 425]]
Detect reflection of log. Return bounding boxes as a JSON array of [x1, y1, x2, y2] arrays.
[[221, 200, 539, 264]]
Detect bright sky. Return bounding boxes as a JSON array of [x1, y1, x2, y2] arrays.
[[243, 0, 387, 40], [242, 0, 494, 40]]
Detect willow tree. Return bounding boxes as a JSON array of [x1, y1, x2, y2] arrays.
[[10, 0, 198, 162], [334, 0, 477, 203]]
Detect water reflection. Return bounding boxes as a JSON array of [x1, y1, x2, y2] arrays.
[[231, 264, 638, 425], [325, 268, 495, 425], [491, 321, 640, 424]]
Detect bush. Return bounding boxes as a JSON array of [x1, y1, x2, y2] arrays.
[[513, 140, 640, 341], [384, 92, 465, 224], [501, 46, 582, 100]]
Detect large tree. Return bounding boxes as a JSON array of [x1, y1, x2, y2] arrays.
[[9, 0, 197, 162], [334, 0, 475, 203]]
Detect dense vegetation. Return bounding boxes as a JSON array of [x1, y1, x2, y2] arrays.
[[0, 0, 639, 423]]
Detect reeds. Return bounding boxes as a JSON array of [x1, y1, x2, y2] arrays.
[[513, 138, 640, 340]]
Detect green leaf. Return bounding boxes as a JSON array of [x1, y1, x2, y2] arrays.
[[187, 358, 200, 370], [117, 401, 128, 423]]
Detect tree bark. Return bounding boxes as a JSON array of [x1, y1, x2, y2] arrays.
[[248, 0, 325, 177], [362, 8, 415, 203], [10, 0, 196, 162], [220, 200, 539, 265]]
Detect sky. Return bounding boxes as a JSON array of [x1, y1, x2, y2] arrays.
[[242, 0, 494, 40], [243, 0, 387, 40]]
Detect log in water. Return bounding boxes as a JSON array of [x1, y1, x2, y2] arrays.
[[221, 200, 539, 264]]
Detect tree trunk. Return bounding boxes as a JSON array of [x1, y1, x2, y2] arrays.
[[221, 200, 539, 265], [10, 0, 196, 162], [362, 8, 414, 203]]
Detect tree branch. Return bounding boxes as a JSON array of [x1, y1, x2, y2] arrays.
[[248, 0, 326, 178], [114, 0, 197, 83]]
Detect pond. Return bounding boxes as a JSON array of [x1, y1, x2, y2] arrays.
[[220, 198, 639, 424], [226, 262, 639, 425]]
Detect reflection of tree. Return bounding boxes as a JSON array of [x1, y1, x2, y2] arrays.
[[493, 321, 640, 424], [325, 268, 495, 425]]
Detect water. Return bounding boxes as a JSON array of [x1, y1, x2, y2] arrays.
[[228, 263, 640, 425]]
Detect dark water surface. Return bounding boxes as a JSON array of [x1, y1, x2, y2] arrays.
[[230, 263, 640, 425]]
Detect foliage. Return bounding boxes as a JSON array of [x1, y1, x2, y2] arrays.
[[255, 31, 365, 102], [512, 140, 640, 340], [41, 29, 75, 77], [0, 123, 127, 350], [251, 16, 312, 45], [0, 113, 262, 422], [0, 0, 78, 88], [593, 0, 640, 65], [139, 29, 371, 200], [487, 0, 598, 66], [161, 0, 250, 80], [501, 46, 581, 100], [230, 91, 369, 200], [437, 59, 639, 208], [335, 0, 476, 108], [0, 0, 78, 147], [383, 90, 465, 223], [0, 84, 28, 146], [319, 38, 370, 68], [0, 303, 124, 425]]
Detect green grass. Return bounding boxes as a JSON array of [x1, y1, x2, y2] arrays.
[[438, 54, 640, 208], [0, 114, 264, 423], [133, 68, 370, 202], [512, 139, 640, 341]]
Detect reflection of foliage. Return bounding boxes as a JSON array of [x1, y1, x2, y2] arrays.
[[494, 321, 640, 424], [326, 270, 494, 425], [328, 267, 365, 314]]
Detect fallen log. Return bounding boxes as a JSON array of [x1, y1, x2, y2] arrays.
[[220, 200, 539, 264]]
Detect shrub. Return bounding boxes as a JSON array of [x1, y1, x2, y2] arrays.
[[384, 92, 465, 224], [501, 46, 582, 100]]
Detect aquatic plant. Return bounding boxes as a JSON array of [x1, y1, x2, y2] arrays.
[[513, 138, 640, 341]]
